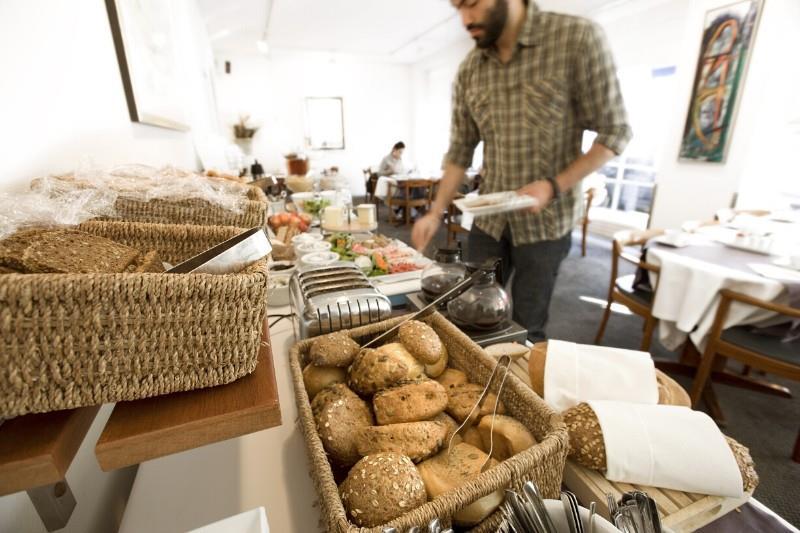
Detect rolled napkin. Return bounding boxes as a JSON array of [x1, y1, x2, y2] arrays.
[[535, 340, 659, 411], [563, 401, 757, 497]]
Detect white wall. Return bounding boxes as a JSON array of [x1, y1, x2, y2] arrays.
[[596, 0, 800, 229], [214, 50, 415, 195], [0, 1, 215, 531], [0, 0, 214, 193]]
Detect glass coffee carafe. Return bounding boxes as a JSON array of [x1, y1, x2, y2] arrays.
[[420, 247, 467, 305], [446, 264, 511, 331]]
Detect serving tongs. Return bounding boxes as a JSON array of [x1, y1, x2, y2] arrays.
[[361, 257, 501, 349], [381, 518, 454, 533]]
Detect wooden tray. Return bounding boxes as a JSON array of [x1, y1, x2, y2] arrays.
[[509, 350, 751, 532], [95, 321, 281, 471]]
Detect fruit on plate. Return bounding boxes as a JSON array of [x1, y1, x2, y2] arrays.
[[268, 212, 311, 232]]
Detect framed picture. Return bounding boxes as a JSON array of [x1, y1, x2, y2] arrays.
[[305, 97, 345, 150], [679, 0, 763, 163], [105, 0, 189, 131]]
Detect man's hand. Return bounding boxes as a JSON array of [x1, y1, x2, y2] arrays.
[[411, 212, 442, 252], [517, 179, 555, 213]]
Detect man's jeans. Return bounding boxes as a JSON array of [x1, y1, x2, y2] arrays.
[[464, 225, 571, 343]]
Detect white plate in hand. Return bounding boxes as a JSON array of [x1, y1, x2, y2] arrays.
[[454, 191, 538, 216]]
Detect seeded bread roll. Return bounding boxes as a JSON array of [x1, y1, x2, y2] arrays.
[[373, 380, 448, 425], [347, 344, 423, 396], [416, 443, 503, 526], [424, 344, 448, 378], [312, 383, 374, 466], [462, 426, 486, 452], [303, 364, 346, 400], [477, 414, 537, 461], [309, 330, 361, 368], [446, 383, 506, 424], [431, 412, 461, 445], [435, 368, 468, 391], [562, 402, 759, 492], [398, 320, 443, 364], [355, 421, 447, 462], [340, 453, 427, 527]]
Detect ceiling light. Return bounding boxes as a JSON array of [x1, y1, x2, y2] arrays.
[[257, 39, 270, 55]]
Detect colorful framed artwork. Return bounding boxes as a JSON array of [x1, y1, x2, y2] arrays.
[[679, 0, 763, 163]]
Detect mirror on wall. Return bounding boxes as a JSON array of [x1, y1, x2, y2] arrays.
[[304, 97, 345, 150]]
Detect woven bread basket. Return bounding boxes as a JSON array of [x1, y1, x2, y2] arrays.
[[0, 221, 269, 418], [107, 185, 267, 228], [289, 313, 569, 532]]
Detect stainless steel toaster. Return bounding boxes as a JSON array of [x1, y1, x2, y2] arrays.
[[289, 262, 392, 338]]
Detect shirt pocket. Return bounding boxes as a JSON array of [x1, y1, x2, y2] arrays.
[[466, 88, 494, 136], [523, 79, 568, 137]]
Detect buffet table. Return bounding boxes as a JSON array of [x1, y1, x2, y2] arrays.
[[117, 308, 799, 533]]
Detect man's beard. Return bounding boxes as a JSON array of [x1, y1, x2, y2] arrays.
[[468, 0, 508, 49]]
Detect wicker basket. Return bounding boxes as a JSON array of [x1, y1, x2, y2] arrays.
[[107, 185, 267, 228], [289, 313, 569, 532], [0, 221, 269, 418]]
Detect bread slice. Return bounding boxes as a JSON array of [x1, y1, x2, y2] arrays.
[[21, 230, 140, 273], [354, 421, 447, 462], [0, 229, 49, 271], [416, 443, 503, 526], [373, 380, 448, 424], [129, 250, 166, 273], [477, 414, 537, 460], [340, 452, 427, 527]]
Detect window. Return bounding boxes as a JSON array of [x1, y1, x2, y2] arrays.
[[304, 97, 345, 150]]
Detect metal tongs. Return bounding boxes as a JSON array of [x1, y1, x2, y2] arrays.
[[382, 518, 453, 533], [607, 491, 662, 533], [361, 257, 501, 348]]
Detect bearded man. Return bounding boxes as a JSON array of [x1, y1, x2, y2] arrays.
[[412, 0, 632, 343]]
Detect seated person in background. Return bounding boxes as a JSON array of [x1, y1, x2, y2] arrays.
[[378, 141, 407, 176]]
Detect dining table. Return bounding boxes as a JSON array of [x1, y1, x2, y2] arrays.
[[373, 173, 441, 201]]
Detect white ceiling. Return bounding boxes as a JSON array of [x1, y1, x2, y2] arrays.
[[198, 0, 626, 63]]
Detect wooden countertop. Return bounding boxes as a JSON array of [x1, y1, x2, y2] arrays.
[[0, 405, 100, 496], [95, 321, 281, 471]]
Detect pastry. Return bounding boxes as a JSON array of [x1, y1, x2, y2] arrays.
[[373, 380, 448, 425], [339, 453, 427, 527]]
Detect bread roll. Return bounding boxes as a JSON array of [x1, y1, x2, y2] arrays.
[[435, 368, 468, 391], [340, 453, 427, 527], [312, 383, 374, 466], [303, 364, 346, 400], [374, 380, 448, 425], [416, 443, 503, 526], [477, 415, 536, 460], [462, 426, 486, 452], [309, 331, 360, 368], [424, 344, 448, 378], [446, 383, 506, 424], [355, 421, 447, 462], [398, 320, 443, 364], [347, 345, 422, 396]]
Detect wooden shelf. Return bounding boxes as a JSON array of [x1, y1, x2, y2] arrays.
[[0, 405, 100, 496], [95, 321, 281, 471]]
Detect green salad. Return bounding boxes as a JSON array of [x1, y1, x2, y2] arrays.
[[304, 198, 331, 217]]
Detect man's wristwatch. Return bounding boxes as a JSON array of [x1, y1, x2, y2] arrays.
[[545, 177, 561, 200]]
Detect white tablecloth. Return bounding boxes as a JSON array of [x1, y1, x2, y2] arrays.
[[374, 174, 441, 200], [646, 234, 791, 350]]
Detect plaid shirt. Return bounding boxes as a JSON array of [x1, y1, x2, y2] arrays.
[[446, 2, 632, 245]]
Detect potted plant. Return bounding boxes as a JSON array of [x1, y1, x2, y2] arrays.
[[233, 115, 259, 155]]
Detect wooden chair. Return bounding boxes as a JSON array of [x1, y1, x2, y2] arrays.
[[445, 193, 469, 247], [363, 167, 379, 204], [581, 188, 595, 257], [385, 179, 433, 226], [594, 228, 665, 351], [689, 289, 800, 462]]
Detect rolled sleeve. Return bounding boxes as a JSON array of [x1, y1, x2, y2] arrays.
[[445, 65, 481, 168], [574, 22, 633, 155]]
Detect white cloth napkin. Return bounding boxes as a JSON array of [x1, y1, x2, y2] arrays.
[[589, 401, 744, 497], [543, 340, 658, 412]]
